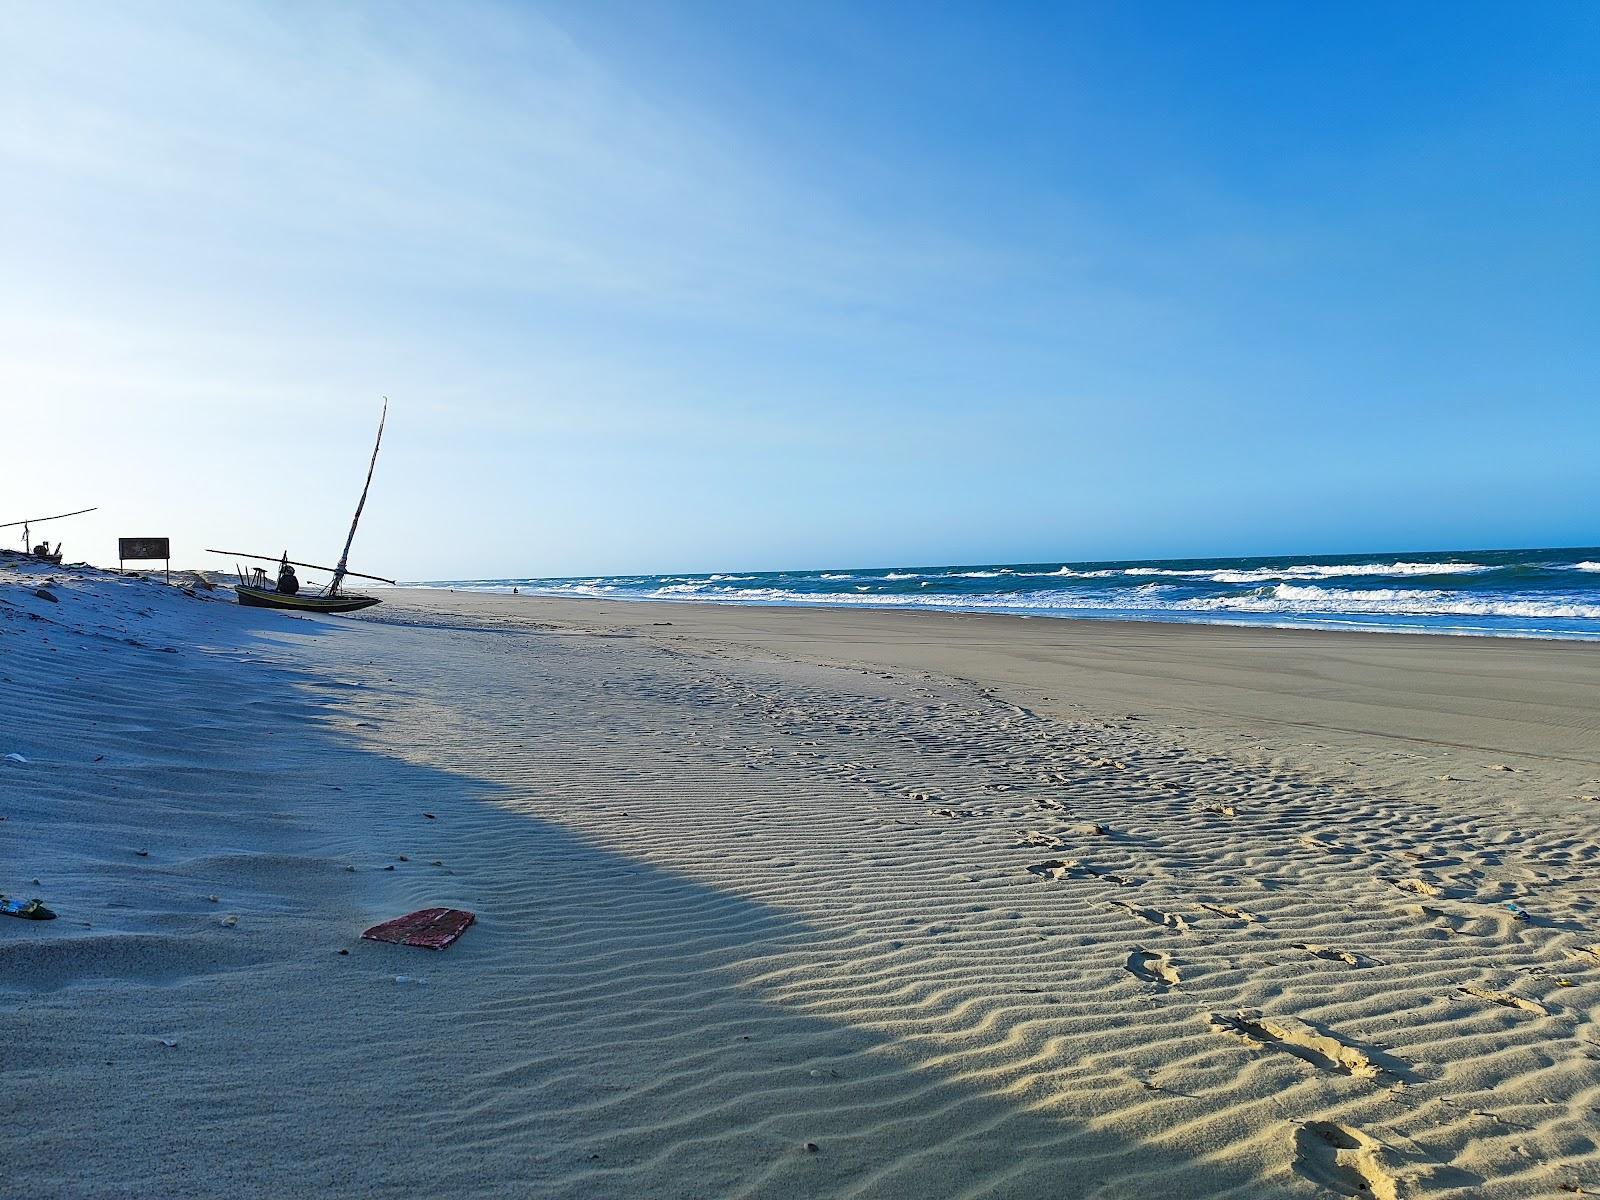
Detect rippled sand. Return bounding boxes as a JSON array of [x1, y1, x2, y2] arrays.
[[5, 568, 1599, 1197]]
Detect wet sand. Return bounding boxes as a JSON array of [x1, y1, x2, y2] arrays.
[[376, 590, 1600, 809]]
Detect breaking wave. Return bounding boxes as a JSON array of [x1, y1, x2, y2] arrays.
[[411, 546, 1600, 640], [1180, 584, 1600, 621]]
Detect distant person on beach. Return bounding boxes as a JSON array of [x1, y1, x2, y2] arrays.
[[277, 560, 299, 595]]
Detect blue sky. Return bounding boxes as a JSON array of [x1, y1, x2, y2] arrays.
[[4, 1, 1596, 579]]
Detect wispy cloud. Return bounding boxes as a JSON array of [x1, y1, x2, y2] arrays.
[[4, 1, 999, 329]]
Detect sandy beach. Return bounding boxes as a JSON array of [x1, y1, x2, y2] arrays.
[[6, 566, 1600, 1198]]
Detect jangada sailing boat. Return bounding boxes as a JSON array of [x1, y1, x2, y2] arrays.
[[207, 402, 395, 614]]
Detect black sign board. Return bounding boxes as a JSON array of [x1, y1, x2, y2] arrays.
[[118, 538, 170, 561], [118, 537, 171, 581]]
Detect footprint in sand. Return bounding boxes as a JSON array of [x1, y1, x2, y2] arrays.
[[1199, 902, 1259, 923], [1027, 859, 1138, 886], [1458, 984, 1549, 1017], [1015, 831, 1065, 849], [1402, 903, 1466, 935], [1298, 834, 1345, 854], [1292, 1121, 1401, 1200], [1110, 901, 1190, 934], [1126, 947, 1180, 988], [1390, 877, 1446, 899], [1211, 1011, 1382, 1079], [1294, 943, 1375, 968]]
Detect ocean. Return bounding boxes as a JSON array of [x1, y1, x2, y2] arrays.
[[413, 547, 1600, 640]]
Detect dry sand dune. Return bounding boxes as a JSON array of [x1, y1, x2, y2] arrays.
[[5, 566, 1599, 1197]]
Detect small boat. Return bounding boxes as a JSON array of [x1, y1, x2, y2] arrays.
[[0, 506, 97, 564], [208, 403, 395, 615], [234, 569, 384, 613]]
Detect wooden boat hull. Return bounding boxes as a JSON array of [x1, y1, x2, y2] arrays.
[[233, 584, 380, 614]]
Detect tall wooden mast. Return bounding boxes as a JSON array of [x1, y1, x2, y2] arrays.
[[329, 399, 387, 596]]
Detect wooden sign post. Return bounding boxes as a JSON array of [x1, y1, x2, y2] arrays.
[[118, 537, 172, 582]]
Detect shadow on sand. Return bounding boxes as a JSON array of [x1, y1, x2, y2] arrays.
[[4, 602, 1285, 1199]]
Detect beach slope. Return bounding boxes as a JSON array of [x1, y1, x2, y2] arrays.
[[5, 573, 1598, 1197]]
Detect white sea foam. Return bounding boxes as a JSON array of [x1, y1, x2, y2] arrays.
[[430, 578, 1600, 637], [435, 557, 1505, 596], [582, 580, 1600, 622], [424, 552, 1600, 639], [1179, 584, 1600, 620], [1121, 561, 1493, 584], [1007, 567, 1103, 578], [503, 582, 621, 598]]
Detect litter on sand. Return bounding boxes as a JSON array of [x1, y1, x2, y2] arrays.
[[2, 897, 56, 920], [361, 908, 475, 950]]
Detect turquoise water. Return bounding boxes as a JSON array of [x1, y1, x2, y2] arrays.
[[415, 547, 1600, 639]]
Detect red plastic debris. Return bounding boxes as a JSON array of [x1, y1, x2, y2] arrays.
[[361, 907, 475, 950]]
